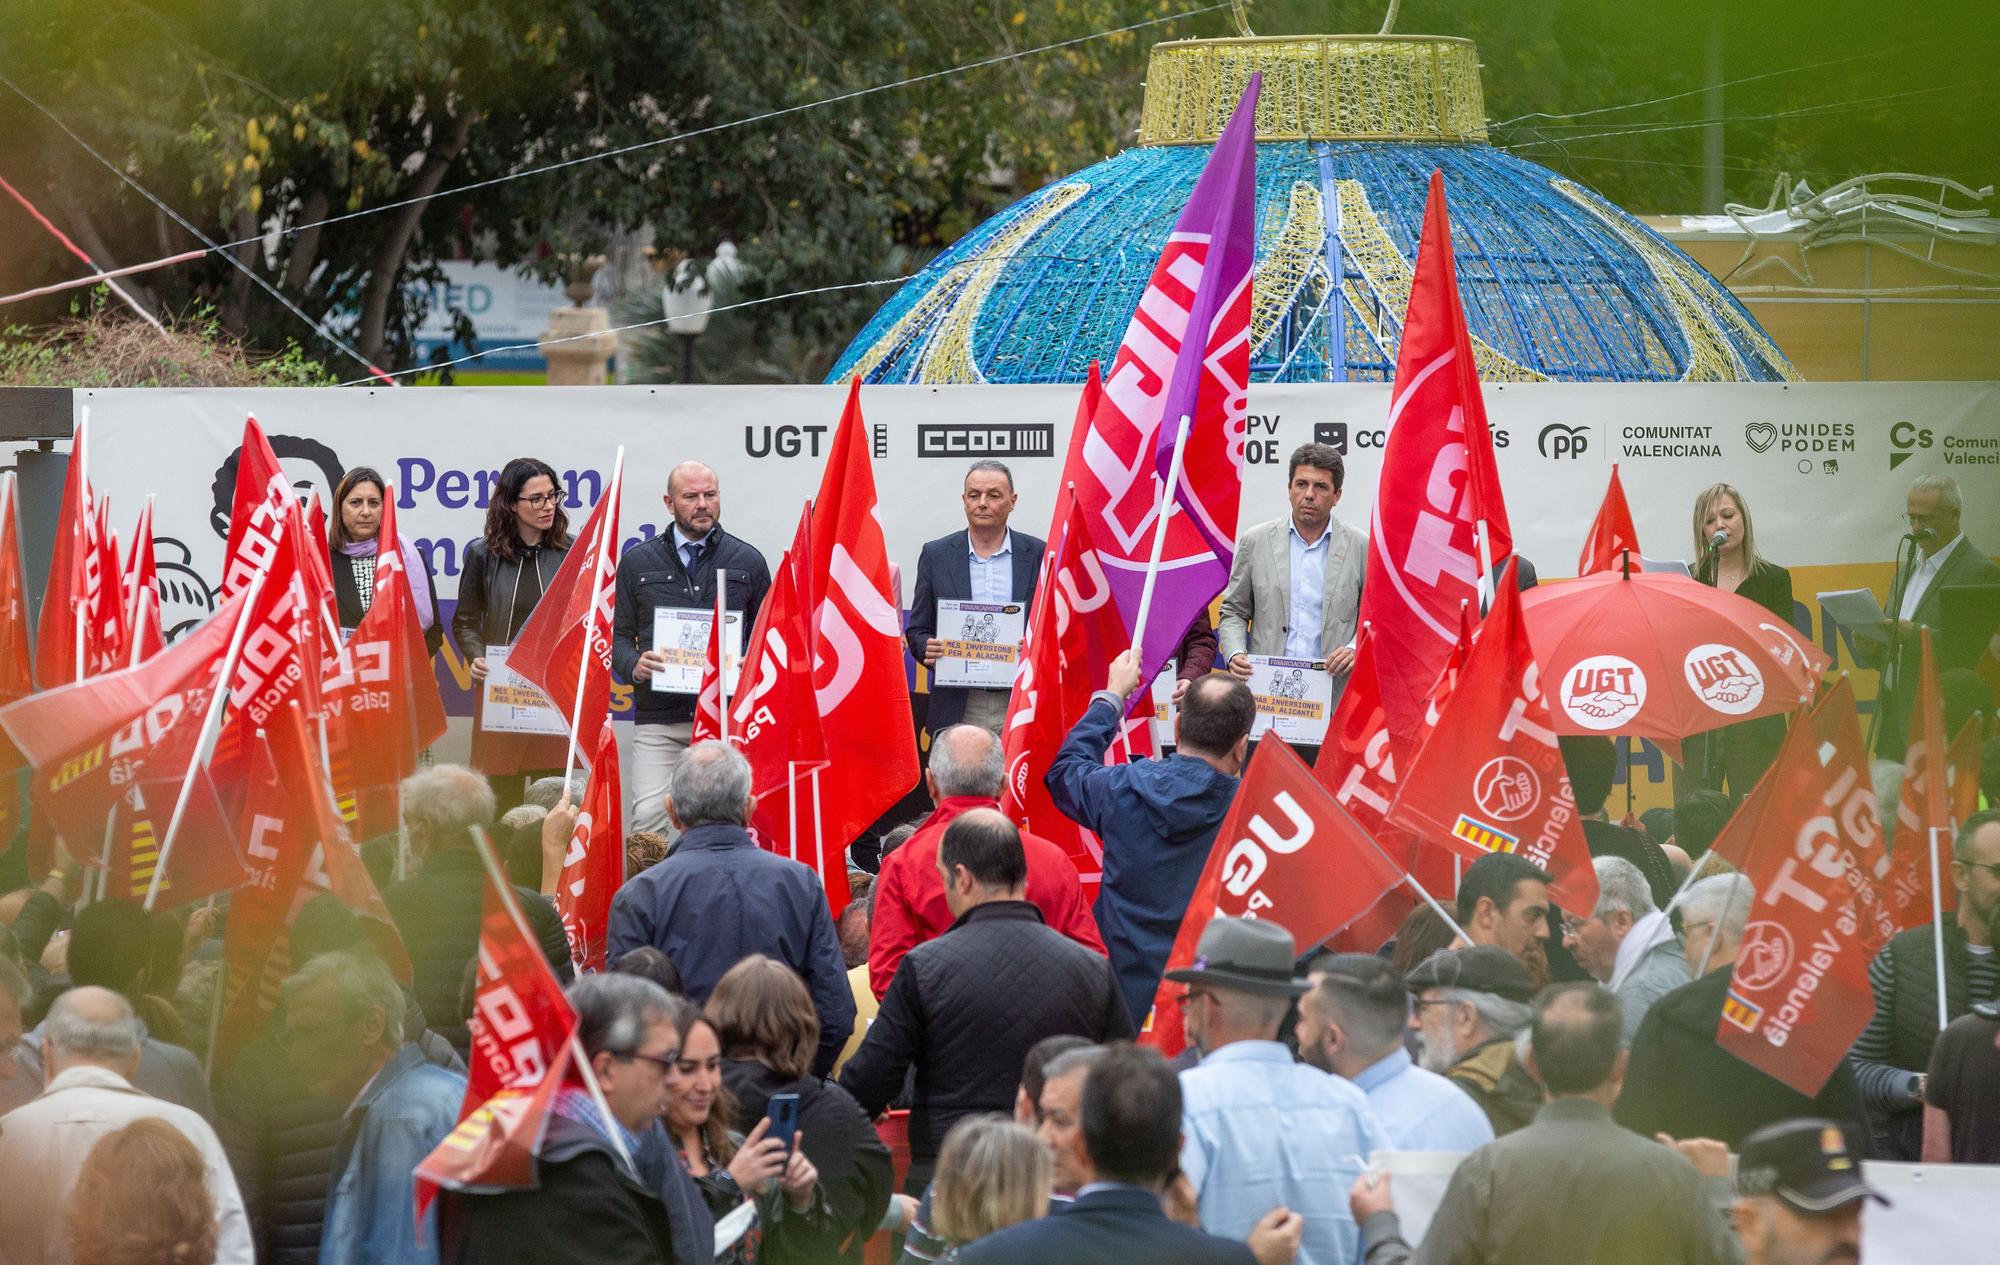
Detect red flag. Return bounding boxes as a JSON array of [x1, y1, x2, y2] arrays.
[[1713, 713, 1878, 1096], [507, 451, 623, 767], [691, 591, 727, 745], [1389, 560, 1598, 916], [1001, 473, 1135, 884], [0, 476, 31, 846], [306, 492, 332, 571], [1312, 625, 1441, 954], [1803, 677, 1899, 953], [1578, 464, 1642, 577], [557, 720, 623, 973], [1359, 171, 1514, 733], [212, 501, 323, 798], [220, 416, 296, 599], [2, 592, 244, 847], [215, 707, 409, 1067], [1141, 739, 1405, 1056], [121, 499, 166, 666], [323, 486, 447, 837], [416, 828, 579, 1216], [1885, 631, 1956, 927], [88, 499, 127, 673], [35, 417, 93, 688], [805, 384, 917, 909], [729, 509, 830, 869]]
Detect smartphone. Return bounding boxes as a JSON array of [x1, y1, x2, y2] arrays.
[[766, 1092, 800, 1161]]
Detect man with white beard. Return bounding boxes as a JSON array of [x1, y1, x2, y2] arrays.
[[1404, 947, 1543, 1138]]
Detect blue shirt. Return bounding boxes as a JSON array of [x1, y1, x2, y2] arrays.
[[1180, 1040, 1388, 1265], [320, 1045, 467, 1265], [967, 531, 1015, 607], [1348, 1046, 1495, 1154], [1285, 521, 1330, 659]]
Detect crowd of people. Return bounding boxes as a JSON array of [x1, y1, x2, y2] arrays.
[[0, 446, 1996, 1265]]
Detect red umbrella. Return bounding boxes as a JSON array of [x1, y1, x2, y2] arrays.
[[1520, 570, 1829, 740]]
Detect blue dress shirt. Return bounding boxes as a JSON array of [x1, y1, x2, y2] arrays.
[[1285, 522, 1330, 659], [967, 531, 1015, 607], [1180, 1040, 1388, 1265], [1348, 1046, 1495, 1154]]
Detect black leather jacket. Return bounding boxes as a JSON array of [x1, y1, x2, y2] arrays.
[[452, 536, 571, 662]]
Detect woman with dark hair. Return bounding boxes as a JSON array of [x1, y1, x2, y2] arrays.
[[1686, 482, 1795, 797], [454, 457, 573, 804], [710, 956, 893, 1265], [662, 996, 824, 1264], [327, 467, 444, 656]]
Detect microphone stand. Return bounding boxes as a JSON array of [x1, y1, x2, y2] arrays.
[[1870, 532, 1922, 757]]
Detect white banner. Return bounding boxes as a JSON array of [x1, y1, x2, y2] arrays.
[[72, 381, 2000, 807]]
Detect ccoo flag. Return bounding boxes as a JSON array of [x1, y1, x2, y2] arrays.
[[1072, 77, 1258, 681]]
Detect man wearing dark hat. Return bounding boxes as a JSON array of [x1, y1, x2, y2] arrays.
[[1405, 946, 1543, 1137], [1172, 916, 1387, 1265], [1734, 1119, 1885, 1265], [1351, 983, 1739, 1265]]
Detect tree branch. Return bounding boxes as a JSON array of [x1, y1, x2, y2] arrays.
[[356, 110, 475, 363]]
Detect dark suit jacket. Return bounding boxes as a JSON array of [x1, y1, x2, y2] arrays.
[[959, 1186, 1255, 1265], [1615, 966, 1865, 1150], [1877, 536, 2000, 756], [905, 528, 1046, 731]]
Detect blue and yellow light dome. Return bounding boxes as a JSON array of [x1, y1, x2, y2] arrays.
[[831, 33, 1796, 385]]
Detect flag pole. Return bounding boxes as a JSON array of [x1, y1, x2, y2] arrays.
[[1657, 847, 1721, 921], [144, 572, 267, 910], [1129, 414, 1191, 657], [561, 447, 624, 785], [787, 762, 800, 863], [1474, 518, 1495, 617], [1929, 825, 1950, 1032], [811, 765, 826, 891], [1403, 874, 1472, 946], [466, 824, 634, 1174], [716, 570, 730, 744]]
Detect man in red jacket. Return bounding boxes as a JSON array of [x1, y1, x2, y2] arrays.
[[870, 724, 1104, 998]]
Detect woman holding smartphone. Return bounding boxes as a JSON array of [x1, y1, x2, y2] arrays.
[[1686, 482, 1795, 797], [455, 457, 572, 808]]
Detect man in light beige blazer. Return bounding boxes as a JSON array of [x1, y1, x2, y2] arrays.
[[1218, 443, 1367, 717]]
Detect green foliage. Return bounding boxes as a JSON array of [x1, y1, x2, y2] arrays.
[[0, 290, 334, 387]]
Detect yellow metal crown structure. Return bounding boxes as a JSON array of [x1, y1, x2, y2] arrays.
[[1138, 35, 1488, 146]]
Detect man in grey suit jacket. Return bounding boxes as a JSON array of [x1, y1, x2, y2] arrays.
[[905, 461, 1047, 737], [1218, 443, 1366, 754], [1867, 473, 2000, 757]]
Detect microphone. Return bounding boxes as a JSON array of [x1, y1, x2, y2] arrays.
[[1707, 530, 1729, 553], [1904, 527, 1936, 543]]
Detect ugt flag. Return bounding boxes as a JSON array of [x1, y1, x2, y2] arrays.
[[1142, 738, 1404, 1057], [1072, 76, 1258, 681], [1358, 171, 1514, 733]]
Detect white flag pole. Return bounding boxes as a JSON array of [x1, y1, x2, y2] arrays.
[[1404, 873, 1473, 947], [1475, 518, 1496, 617], [811, 766, 826, 887], [561, 447, 624, 784], [716, 570, 730, 744], [144, 572, 268, 910], [1129, 414, 1191, 658], [1929, 826, 1950, 1031]]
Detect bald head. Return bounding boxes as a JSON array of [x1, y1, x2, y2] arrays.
[[938, 806, 1027, 911], [928, 724, 1005, 800], [45, 986, 142, 1079], [666, 461, 720, 540]]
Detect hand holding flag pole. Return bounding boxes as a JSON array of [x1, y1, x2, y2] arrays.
[[144, 570, 269, 910], [1129, 414, 1192, 656]]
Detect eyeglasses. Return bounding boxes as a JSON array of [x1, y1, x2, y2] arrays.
[[516, 492, 561, 509], [1681, 919, 1715, 939], [1559, 915, 1591, 939], [1902, 510, 1954, 526], [621, 1048, 680, 1072], [1956, 859, 2000, 881]]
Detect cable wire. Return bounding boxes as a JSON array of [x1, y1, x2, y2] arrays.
[[0, 69, 397, 383]]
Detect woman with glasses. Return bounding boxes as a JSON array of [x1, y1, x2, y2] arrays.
[[1686, 483, 1795, 798], [455, 457, 573, 808]]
